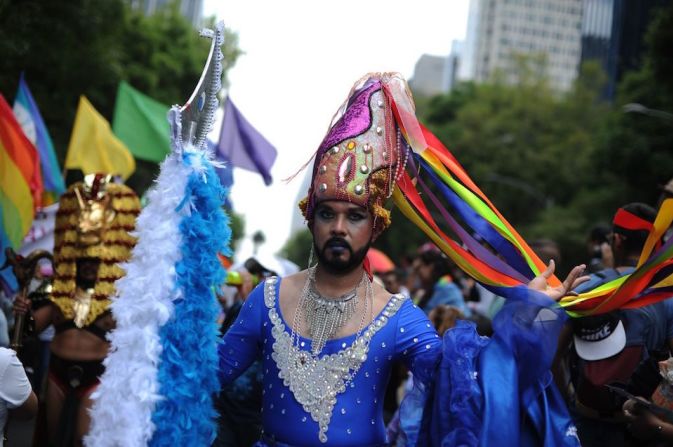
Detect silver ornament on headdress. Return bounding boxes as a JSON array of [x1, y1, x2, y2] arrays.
[[168, 21, 225, 154]]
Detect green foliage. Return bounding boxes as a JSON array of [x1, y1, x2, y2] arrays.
[[227, 209, 245, 252], [594, 4, 673, 208], [117, 5, 241, 106], [380, 7, 673, 271], [1, 0, 127, 155], [404, 60, 612, 270], [0, 0, 240, 195], [280, 229, 313, 269]]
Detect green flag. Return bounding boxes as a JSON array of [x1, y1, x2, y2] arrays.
[[112, 81, 171, 163]]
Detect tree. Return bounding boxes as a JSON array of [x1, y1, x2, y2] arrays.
[[0, 0, 129, 152], [592, 4, 673, 208], [0, 0, 241, 195], [227, 209, 245, 252], [388, 57, 618, 272], [280, 229, 313, 269]]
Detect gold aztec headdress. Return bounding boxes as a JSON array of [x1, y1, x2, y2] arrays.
[[50, 173, 140, 325]]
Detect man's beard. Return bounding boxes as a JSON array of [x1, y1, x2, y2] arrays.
[[315, 237, 371, 274]]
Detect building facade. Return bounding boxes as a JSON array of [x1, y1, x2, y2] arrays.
[[581, 0, 670, 100], [467, 0, 583, 91]]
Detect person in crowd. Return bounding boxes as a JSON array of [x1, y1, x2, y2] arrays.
[[386, 304, 465, 445], [379, 268, 411, 424], [0, 346, 38, 446], [217, 73, 586, 446], [381, 268, 409, 298], [655, 179, 673, 243], [18, 255, 54, 396], [489, 238, 563, 320], [657, 177, 673, 208], [411, 244, 471, 316], [586, 224, 613, 273], [622, 396, 673, 445], [215, 253, 299, 447], [530, 239, 562, 268], [13, 174, 140, 446], [554, 202, 673, 447], [0, 298, 8, 349]]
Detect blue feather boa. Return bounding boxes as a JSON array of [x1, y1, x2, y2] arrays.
[[150, 151, 231, 446]]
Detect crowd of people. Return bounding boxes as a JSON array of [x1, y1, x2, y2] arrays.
[[215, 198, 673, 447], [0, 71, 672, 447]]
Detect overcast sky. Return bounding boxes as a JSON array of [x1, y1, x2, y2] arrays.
[[203, 0, 470, 262]]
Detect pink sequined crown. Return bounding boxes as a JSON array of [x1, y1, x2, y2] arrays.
[[302, 75, 409, 222]]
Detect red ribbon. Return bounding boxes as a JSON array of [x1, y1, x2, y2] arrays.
[[613, 208, 654, 232]]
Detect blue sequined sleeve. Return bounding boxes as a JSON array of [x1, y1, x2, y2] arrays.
[[218, 282, 265, 386], [392, 300, 443, 446], [401, 286, 581, 447], [394, 300, 442, 382]]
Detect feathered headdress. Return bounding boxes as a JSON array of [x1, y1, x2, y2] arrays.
[[86, 22, 231, 447]]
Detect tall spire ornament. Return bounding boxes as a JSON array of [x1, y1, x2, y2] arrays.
[[85, 22, 232, 447]]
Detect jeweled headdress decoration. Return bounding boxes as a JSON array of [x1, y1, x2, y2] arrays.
[[299, 73, 412, 234], [50, 173, 140, 325]]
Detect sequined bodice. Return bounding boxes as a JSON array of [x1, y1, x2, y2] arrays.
[[219, 278, 440, 447]]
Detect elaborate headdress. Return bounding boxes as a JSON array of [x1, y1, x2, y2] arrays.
[[301, 72, 673, 318], [50, 173, 140, 325], [86, 23, 230, 446], [299, 73, 412, 234]]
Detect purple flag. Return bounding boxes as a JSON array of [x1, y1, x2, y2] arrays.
[[216, 97, 277, 185]]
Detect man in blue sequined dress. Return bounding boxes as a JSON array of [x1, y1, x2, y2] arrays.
[[218, 73, 586, 447]]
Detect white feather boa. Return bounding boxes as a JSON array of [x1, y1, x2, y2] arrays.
[[84, 154, 190, 447]]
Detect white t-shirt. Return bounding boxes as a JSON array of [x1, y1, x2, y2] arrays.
[[0, 348, 32, 446]]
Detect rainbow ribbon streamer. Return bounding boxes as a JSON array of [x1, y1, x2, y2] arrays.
[[383, 80, 673, 317]]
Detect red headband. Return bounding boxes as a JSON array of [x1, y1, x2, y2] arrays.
[[613, 208, 654, 232]]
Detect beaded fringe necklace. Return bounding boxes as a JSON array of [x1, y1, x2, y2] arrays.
[[300, 268, 366, 354]]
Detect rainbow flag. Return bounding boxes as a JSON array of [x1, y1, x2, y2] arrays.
[[0, 93, 43, 293], [0, 94, 42, 248], [13, 73, 65, 204]]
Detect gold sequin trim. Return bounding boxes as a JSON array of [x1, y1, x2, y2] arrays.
[[50, 296, 111, 326]]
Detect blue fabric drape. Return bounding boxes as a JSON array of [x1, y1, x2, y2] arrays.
[[402, 286, 580, 447]]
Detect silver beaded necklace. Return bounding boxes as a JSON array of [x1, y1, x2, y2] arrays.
[[301, 268, 364, 354]]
